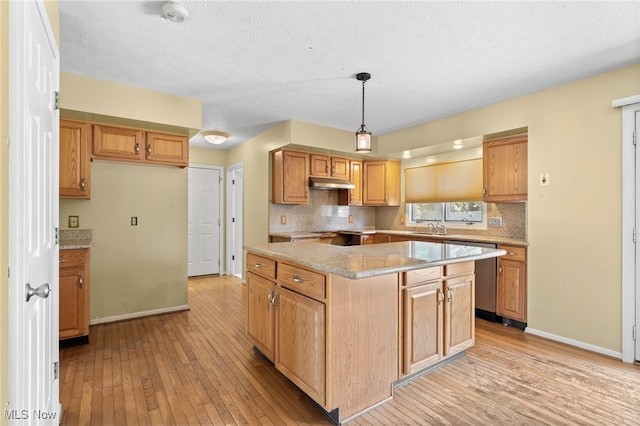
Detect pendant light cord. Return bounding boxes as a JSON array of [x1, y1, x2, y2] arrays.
[[361, 80, 366, 128]]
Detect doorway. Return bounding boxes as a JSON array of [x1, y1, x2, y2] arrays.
[[616, 96, 639, 363], [188, 165, 223, 277], [226, 163, 244, 279]]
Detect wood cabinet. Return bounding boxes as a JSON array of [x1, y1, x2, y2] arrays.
[[60, 119, 91, 199], [59, 248, 90, 340], [275, 286, 326, 405], [497, 244, 527, 322], [402, 261, 474, 376], [363, 160, 401, 206], [309, 154, 350, 180], [92, 124, 188, 167], [338, 160, 363, 206], [483, 134, 528, 202], [272, 150, 310, 204], [246, 252, 398, 422], [362, 234, 391, 245]]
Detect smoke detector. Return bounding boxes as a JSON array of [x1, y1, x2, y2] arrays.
[[162, 1, 189, 23]]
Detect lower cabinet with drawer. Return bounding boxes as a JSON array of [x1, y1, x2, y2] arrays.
[[59, 248, 90, 341], [497, 244, 527, 323], [402, 261, 475, 376], [246, 251, 398, 423]]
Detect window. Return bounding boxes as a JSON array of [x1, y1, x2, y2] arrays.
[[408, 201, 486, 228]]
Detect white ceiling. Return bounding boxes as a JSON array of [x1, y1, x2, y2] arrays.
[[58, 1, 640, 150]]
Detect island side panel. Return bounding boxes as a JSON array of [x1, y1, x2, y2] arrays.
[[327, 273, 399, 421]]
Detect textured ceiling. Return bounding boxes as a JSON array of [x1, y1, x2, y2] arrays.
[[58, 1, 640, 150]]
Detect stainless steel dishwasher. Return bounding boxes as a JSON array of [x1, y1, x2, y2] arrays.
[[445, 240, 498, 322]]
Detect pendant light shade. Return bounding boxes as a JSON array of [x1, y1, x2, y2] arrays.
[[355, 72, 372, 153]]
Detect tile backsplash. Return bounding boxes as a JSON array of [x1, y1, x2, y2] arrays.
[[270, 191, 527, 240], [269, 190, 375, 232]]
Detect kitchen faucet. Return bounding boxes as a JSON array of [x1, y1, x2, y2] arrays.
[[436, 222, 447, 235], [427, 222, 437, 234]]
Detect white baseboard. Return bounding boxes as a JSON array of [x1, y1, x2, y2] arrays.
[[525, 327, 622, 360], [89, 304, 190, 326]]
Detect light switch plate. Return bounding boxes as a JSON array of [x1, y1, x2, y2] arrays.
[[69, 216, 79, 228]]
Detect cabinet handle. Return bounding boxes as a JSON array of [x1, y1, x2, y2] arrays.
[[59, 258, 65, 264], [446, 287, 452, 302], [384, 194, 388, 203], [331, 166, 336, 174], [292, 275, 304, 284], [135, 142, 140, 154], [267, 289, 274, 305], [147, 144, 152, 156], [80, 178, 85, 191], [326, 166, 330, 173], [438, 289, 444, 305], [305, 190, 309, 198], [499, 265, 503, 276], [483, 187, 487, 197], [273, 291, 279, 311], [79, 274, 84, 289], [507, 252, 518, 256], [254, 263, 263, 269]]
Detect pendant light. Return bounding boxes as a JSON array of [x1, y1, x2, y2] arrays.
[[355, 72, 372, 153]]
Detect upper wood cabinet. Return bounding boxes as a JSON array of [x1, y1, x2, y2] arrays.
[[60, 119, 92, 199], [338, 160, 363, 206], [92, 124, 189, 167], [272, 150, 310, 204], [483, 134, 528, 202], [363, 160, 401, 206], [309, 154, 350, 180]]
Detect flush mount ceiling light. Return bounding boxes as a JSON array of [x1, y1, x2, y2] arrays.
[[453, 139, 464, 150], [161, 1, 189, 23], [202, 130, 230, 145], [355, 72, 372, 153]]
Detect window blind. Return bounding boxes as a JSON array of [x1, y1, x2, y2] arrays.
[[405, 158, 483, 203]]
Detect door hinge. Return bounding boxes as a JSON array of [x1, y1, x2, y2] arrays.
[[633, 325, 637, 342], [219, 176, 223, 183], [55, 227, 59, 245], [54, 91, 60, 110], [232, 179, 235, 185], [633, 130, 637, 146], [232, 255, 235, 261], [232, 217, 235, 223], [53, 362, 59, 380], [633, 228, 637, 244]]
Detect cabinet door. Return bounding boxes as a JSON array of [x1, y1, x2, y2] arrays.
[[483, 135, 527, 202], [275, 286, 326, 405], [330, 156, 350, 179], [60, 119, 91, 199], [444, 274, 475, 356], [146, 132, 188, 167], [363, 160, 400, 206], [59, 268, 85, 339], [309, 154, 330, 177], [247, 272, 276, 361], [338, 160, 363, 206], [403, 281, 444, 375], [92, 124, 145, 162], [272, 150, 309, 204], [363, 161, 388, 205], [497, 258, 527, 322]]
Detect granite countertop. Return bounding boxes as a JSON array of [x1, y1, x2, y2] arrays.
[[59, 229, 93, 249], [245, 241, 506, 280], [269, 231, 339, 239]]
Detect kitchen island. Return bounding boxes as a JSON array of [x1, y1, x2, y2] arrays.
[[244, 240, 505, 424]]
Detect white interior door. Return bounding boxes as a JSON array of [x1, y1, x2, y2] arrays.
[[8, 0, 60, 423], [188, 165, 222, 276], [635, 110, 639, 362], [226, 163, 244, 279]]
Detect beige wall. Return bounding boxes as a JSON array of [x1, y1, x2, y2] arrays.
[[59, 74, 201, 320], [378, 65, 640, 353], [1, 0, 60, 420]]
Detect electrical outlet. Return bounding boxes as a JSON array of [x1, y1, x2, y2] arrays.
[[131, 216, 138, 226], [348, 215, 354, 224], [68, 216, 79, 228], [280, 215, 287, 225], [488, 217, 503, 227], [400, 215, 405, 225], [540, 172, 550, 186]]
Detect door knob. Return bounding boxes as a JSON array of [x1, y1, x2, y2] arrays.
[[25, 283, 50, 302]]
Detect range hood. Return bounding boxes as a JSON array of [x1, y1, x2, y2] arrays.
[[309, 176, 355, 190]]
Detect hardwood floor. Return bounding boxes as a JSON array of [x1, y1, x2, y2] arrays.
[[60, 274, 640, 425]]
